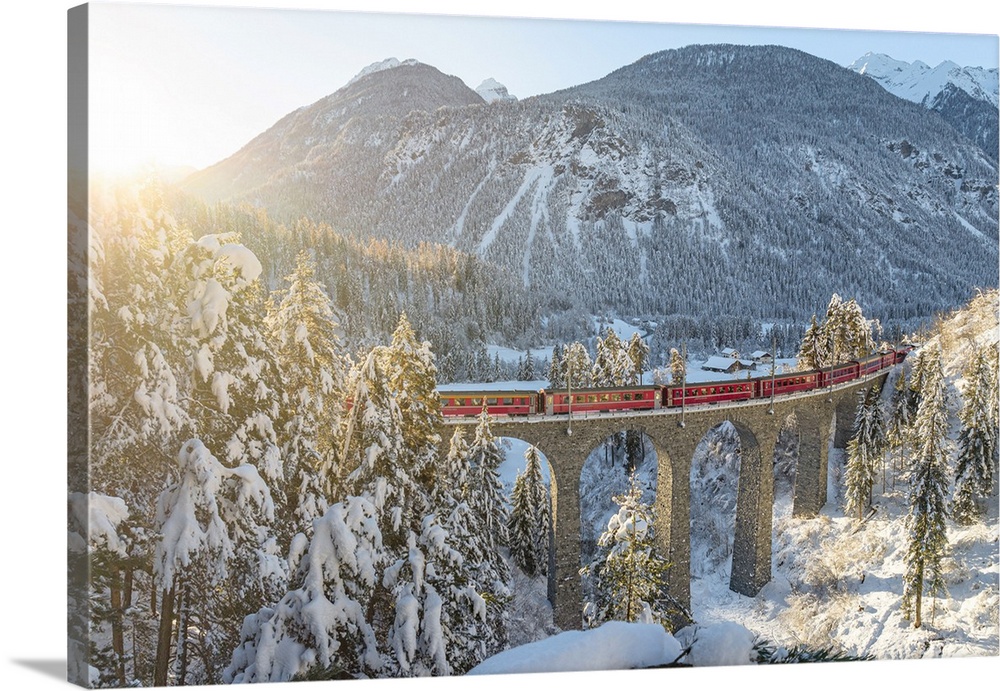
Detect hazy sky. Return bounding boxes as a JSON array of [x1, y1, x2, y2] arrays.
[[86, 0, 999, 174]]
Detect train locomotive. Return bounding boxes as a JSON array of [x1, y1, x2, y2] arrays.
[[439, 346, 913, 419]]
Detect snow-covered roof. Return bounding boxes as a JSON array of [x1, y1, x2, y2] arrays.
[[750, 350, 771, 359], [702, 356, 739, 372], [702, 356, 756, 372]]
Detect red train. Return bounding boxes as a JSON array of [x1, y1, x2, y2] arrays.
[[439, 346, 914, 419]]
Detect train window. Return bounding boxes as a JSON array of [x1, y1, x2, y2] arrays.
[[587, 395, 597, 403], [487, 398, 497, 406], [709, 387, 716, 395], [471, 398, 481, 406], [611, 394, 621, 402], [502, 398, 513, 405]]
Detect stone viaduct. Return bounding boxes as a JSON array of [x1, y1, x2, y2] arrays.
[[439, 373, 887, 631]]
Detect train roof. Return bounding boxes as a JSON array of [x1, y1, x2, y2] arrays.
[[543, 384, 661, 394]]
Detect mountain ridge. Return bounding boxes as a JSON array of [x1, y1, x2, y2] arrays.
[[180, 44, 998, 334]]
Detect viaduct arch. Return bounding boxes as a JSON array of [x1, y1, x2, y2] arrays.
[[438, 374, 888, 631]]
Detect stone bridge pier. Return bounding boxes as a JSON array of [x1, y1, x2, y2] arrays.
[[439, 374, 886, 631]]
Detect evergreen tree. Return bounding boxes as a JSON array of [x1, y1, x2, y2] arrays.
[[886, 370, 916, 487], [153, 439, 281, 686], [845, 385, 888, 519], [507, 471, 537, 575], [223, 496, 384, 683], [266, 250, 348, 538], [507, 445, 550, 577], [383, 516, 490, 676], [627, 332, 650, 385], [581, 474, 671, 627], [593, 328, 637, 387], [563, 342, 594, 389], [178, 234, 284, 495], [668, 348, 686, 385], [797, 296, 875, 370], [952, 344, 997, 524], [381, 313, 443, 501], [796, 314, 824, 370], [341, 349, 413, 548], [843, 437, 874, 522], [547, 344, 565, 389], [902, 344, 950, 629], [463, 407, 512, 654], [517, 351, 536, 381], [436, 428, 471, 507]]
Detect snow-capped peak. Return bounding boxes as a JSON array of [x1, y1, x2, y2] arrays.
[[848, 52, 998, 107], [348, 57, 421, 86], [476, 78, 517, 103]]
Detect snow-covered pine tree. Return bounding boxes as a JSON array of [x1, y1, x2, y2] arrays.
[[525, 445, 551, 576], [627, 332, 650, 385], [517, 351, 536, 381], [564, 341, 594, 389], [593, 328, 633, 387], [88, 182, 193, 522], [436, 428, 471, 507], [796, 315, 824, 370], [844, 385, 888, 519], [382, 515, 490, 676], [341, 348, 411, 546], [507, 444, 550, 577], [952, 343, 997, 524], [548, 344, 565, 389], [177, 234, 284, 499], [668, 347, 686, 385], [381, 313, 443, 503], [798, 296, 876, 370], [463, 406, 512, 653], [507, 470, 538, 575], [266, 249, 349, 539], [581, 473, 671, 627], [223, 496, 384, 683], [886, 370, 916, 488], [843, 437, 874, 522], [152, 439, 282, 686], [840, 297, 877, 359], [901, 344, 950, 629], [87, 182, 196, 686]]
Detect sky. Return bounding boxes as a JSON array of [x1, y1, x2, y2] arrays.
[[0, 2, 997, 691], [84, 0, 1000, 174]]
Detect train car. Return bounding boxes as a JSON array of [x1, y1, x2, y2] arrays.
[[664, 380, 754, 407], [896, 344, 917, 363], [543, 385, 661, 415], [755, 370, 820, 399], [858, 352, 886, 377], [439, 390, 539, 417], [817, 361, 861, 388]]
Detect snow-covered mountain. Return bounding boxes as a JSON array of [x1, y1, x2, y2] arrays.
[[181, 45, 998, 334], [346, 57, 421, 86], [849, 52, 998, 107], [849, 52, 998, 160], [476, 77, 517, 103]]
